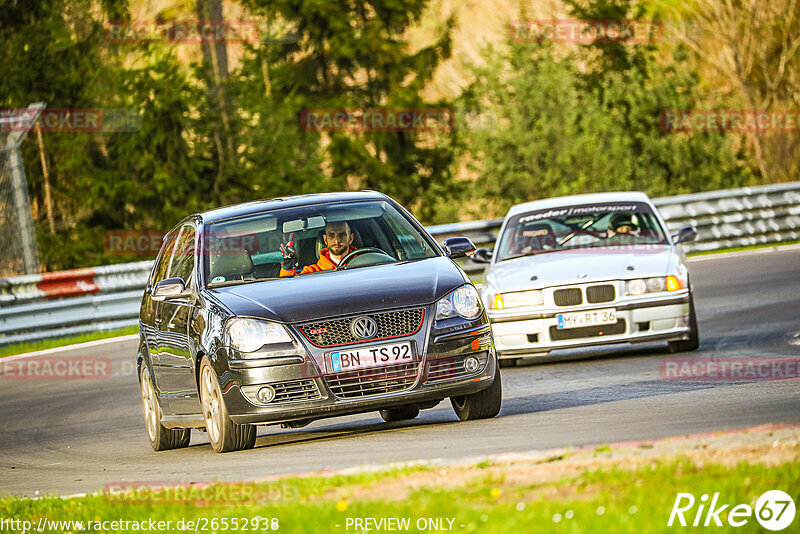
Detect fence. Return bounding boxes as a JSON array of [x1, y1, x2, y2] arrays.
[[1, 182, 798, 346], [0, 103, 45, 277]]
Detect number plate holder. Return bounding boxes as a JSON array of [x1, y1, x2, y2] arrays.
[[326, 341, 415, 373], [556, 308, 617, 330]]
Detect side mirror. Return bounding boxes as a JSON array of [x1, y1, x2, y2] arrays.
[[672, 225, 697, 244], [152, 277, 186, 301], [443, 237, 477, 259], [471, 248, 493, 264]]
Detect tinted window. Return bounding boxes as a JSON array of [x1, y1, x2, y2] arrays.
[[203, 200, 439, 286], [151, 231, 178, 284], [168, 225, 196, 284]]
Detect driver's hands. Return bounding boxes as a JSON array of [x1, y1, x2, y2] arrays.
[[280, 234, 298, 271]]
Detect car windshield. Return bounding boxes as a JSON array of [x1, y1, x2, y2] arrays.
[[203, 200, 439, 287], [495, 201, 668, 262]]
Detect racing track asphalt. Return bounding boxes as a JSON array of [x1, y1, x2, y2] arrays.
[[1, 248, 798, 497]]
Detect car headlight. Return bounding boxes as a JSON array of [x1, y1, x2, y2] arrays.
[[436, 285, 482, 320], [489, 290, 544, 309], [225, 318, 293, 353], [626, 276, 683, 296]]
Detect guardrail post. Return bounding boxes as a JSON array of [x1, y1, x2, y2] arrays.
[[2, 103, 46, 275]]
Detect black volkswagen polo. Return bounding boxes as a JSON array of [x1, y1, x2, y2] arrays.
[[138, 192, 500, 452]]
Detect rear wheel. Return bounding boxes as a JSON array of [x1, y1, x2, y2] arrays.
[[379, 406, 420, 422], [450, 369, 502, 421], [668, 292, 700, 353], [199, 358, 256, 453], [140, 364, 190, 451]]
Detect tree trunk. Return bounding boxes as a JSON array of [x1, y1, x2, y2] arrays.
[[196, 0, 235, 192], [35, 123, 55, 234]]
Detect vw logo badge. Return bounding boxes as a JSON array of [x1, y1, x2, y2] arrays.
[[351, 316, 378, 340]]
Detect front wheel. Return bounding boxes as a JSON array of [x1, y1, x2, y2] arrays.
[[450, 370, 502, 421], [140, 364, 190, 451], [199, 357, 256, 453], [668, 292, 700, 353]]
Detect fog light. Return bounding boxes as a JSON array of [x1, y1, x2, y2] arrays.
[[256, 385, 276, 403], [464, 356, 480, 373]]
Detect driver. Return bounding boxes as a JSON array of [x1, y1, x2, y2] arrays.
[[607, 213, 640, 237], [279, 221, 357, 276]]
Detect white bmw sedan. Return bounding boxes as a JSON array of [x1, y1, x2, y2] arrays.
[[472, 192, 699, 364]]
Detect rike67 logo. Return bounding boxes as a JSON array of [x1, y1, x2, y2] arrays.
[[668, 490, 796, 531]]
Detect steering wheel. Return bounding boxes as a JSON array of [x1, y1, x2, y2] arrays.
[[336, 247, 388, 270]]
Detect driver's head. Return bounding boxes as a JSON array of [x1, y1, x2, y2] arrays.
[[610, 213, 639, 235], [323, 221, 354, 256]]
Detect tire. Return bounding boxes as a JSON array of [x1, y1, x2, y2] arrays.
[[450, 369, 502, 421], [379, 406, 420, 423], [199, 357, 256, 453], [668, 292, 700, 353], [140, 364, 191, 451]]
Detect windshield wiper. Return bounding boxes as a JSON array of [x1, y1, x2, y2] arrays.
[[558, 217, 600, 247]]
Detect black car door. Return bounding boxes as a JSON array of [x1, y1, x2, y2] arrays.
[[143, 231, 177, 386], [155, 223, 202, 415]]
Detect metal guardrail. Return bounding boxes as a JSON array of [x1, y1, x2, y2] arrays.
[[1, 182, 798, 347], [0, 291, 142, 346]]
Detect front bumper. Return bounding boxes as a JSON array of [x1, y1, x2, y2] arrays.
[[212, 312, 497, 425], [489, 291, 690, 357]]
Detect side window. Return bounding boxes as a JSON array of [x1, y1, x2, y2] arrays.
[[151, 231, 178, 285], [168, 225, 196, 285], [381, 212, 434, 260]]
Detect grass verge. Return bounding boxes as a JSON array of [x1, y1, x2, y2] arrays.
[[0, 326, 139, 359], [2, 427, 797, 533]]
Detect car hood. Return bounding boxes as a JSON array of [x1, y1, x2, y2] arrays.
[[484, 245, 675, 292], [207, 257, 467, 324]]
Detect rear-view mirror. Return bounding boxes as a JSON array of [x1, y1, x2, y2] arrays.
[[444, 237, 477, 258], [152, 277, 187, 301], [471, 248, 493, 264], [672, 225, 697, 244]]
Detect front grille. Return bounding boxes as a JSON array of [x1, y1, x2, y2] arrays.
[[272, 379, 321, 403], [586, 284, 615, 303], [298, 308, 425, 347], [554, 288, 582, 306], [425, 353, 488, 383], [325, 362, 419, 399], [549, 319, 626, 341]]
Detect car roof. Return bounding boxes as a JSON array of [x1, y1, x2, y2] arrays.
[[196, 191, 389, 224], [505, 191, 653, 218]]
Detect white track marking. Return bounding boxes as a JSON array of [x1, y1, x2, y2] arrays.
[[2, 334, 139, 362]]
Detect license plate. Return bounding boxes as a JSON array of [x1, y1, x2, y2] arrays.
[[557, 308, 617, 329], [327, 341, 413, 373]]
